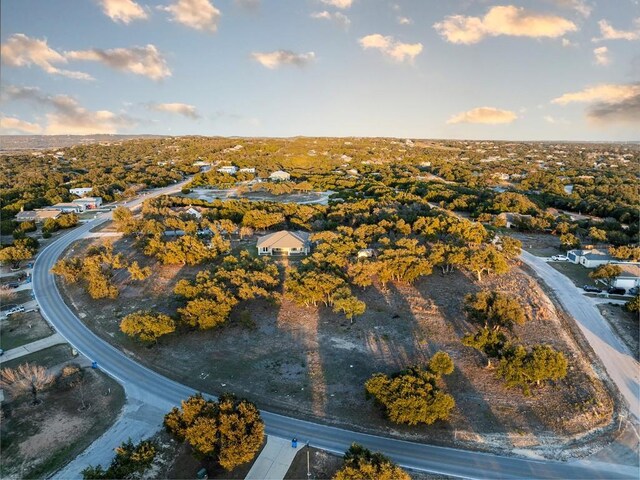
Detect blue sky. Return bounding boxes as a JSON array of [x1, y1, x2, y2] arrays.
[[1, 0, 638, 141]]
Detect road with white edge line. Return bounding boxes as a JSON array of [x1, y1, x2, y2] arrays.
[[31, 183, 638, 479]]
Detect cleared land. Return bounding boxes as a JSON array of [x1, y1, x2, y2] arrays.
[[0, 345, 125, 479], [55, 233, 615, 458], [1, 310, 53, 351]]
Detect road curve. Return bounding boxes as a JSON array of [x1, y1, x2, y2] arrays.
[[32, 190, 636, 479], [520, 251, 639, 422]]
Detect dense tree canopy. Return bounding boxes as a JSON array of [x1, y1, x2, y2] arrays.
[[164, 393, 264, 471]]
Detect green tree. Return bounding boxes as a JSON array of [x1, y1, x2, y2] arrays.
[[82, 439, 156, 479], [0, 242, 34, 269], [178, 297, 238, 330], [462, 327, 509, 368], [466, 245, 509, 282], [164, 393, 264, 471], [364, 352, 455, 426], [588, 227, 608, 243], [625, 294, 640, 313], [464, 290, 526, 331], [333, 443, 410, 480], [589, 264, 623, 287], [559, 233, 581, 250], [120, 310, 176, 344], [496, 344, 567, 396], [128, 261, 151, 281]]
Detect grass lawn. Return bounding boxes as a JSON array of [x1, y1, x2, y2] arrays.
[[0, 310, 54, 351], [0, 345, 126, 479], [548, 261, 597, 288], [1, 344, 73, 370]]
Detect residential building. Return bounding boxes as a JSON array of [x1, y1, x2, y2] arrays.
[[69, 187, 93, 197], [46, 203, 85, 213], [72, 197, 103, 209], [612, 265, 640, 290], [269, 170, 291, 181], [239, 167, 256, 173], [185, 207, 202, 219], [256, 230, 310, 256], [567, 249, 620, 268], [16, 209, 61, 223], [357, 248, 375, 258], [217, 166, 238, 175]]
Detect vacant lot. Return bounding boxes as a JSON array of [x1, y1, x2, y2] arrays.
[[57, 237, 615, 458], [548, 262, 597, 289], [0, 346, 125, 479]]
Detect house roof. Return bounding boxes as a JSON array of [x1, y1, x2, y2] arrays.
[[72, 197, 101, 203], [617, 264, 640, 278], [17, 209, 61, 221], [269, 170, 290, 177], [256, 230, 309, 249]]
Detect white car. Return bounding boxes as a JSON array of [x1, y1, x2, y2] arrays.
[[551, 255, 568, 261], [6, 305, 25, 316]]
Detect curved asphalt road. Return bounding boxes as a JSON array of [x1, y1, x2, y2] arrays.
[[520, 251, 639, 423], [32, 188, 636, 479]]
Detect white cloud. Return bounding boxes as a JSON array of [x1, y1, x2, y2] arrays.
[[148, 102, 200, 119], [311, 11, 350, 28], [593, 46, 610, 66], [551, 83, 640, 104], [543, 115, 570, 125], [551, 83, 640, 124], [320, 0, 353, 9], [592, 18, 640, 42], [0, 115, 42, 134], [358, 34, 422, 63], [0, 34, 92, 80], [434, 5, 577, 44], [66, 44, 171, 80], [447, 107, 518, 124], [251, 50, 315, 69], [2, 85, 133, 134], [561, 37, 577, 47], [549, 0, 592, 18], [397, 16, 413, 25], [98, 0, 148, 23], [161, 0, 221, 33]]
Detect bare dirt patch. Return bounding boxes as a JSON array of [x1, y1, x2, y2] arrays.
[[0, 351, 125, 479], [56, 238, 615, 459]]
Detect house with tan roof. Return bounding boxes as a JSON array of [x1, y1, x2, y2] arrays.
[[15, 209, 61, 223], [256, 230, 310, 256]]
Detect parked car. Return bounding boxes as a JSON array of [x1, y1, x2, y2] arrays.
[[5, 306, 25, 316], [583, 285, 602, 293], [628, 286, 639, 296], [551, 255, 568, 261], [2, 282, 20, 289], [608, 287, 626, 295]]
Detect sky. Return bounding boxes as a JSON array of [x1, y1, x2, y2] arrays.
[[0, 0, 638, 141]]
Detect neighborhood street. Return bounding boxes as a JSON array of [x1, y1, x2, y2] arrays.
[[520, 251, 640, 422], [30, 185, 638, 479]]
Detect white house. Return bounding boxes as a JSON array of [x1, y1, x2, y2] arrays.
[[47, 202, 85, 213], [217, 166, 238, 175], [69, 187, 93, 197], [357, 248, 375, 258], [567, 249, 619, 268], [612, 265, 640, 290], [269, 170, 291, 182], [185, 207, 202, 219], [256, 231, 310, 256], [239, 167, 256, 174], [72, 197, 103, 209]]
